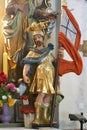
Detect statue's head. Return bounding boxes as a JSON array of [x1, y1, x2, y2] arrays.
[[33, 30, 44, 47]]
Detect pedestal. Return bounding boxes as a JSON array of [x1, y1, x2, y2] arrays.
[[24, 113, 34, 128]]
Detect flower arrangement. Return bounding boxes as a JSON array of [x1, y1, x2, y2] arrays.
[[0, 72, 16, 107], [20, 95, 35, 114]]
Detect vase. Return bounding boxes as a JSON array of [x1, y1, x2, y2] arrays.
[[0, 104, 11, 123]]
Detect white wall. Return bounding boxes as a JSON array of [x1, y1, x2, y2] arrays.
[[59, 0, 87, 129]]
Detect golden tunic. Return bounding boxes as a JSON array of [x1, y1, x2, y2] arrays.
[[26, 50, 55, 94]]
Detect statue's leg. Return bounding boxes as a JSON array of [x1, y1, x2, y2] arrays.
[[32, 102, 41, 125], [42, 103, 50, 124]]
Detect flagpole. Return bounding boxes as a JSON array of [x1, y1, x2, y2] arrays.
[[50, 0, 67, 127]]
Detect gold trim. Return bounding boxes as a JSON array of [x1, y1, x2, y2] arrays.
[[62, 0, 67, 6]]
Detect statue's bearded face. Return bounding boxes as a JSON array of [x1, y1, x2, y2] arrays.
[[34, 34, 44, 47]]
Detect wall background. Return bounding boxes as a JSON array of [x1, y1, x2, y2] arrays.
[[59, 0, 87, 129]]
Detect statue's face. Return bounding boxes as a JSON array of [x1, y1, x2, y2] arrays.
[[34, 34, 44, 47]]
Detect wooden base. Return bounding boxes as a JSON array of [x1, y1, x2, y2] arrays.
[[32, 123, 58, 129]]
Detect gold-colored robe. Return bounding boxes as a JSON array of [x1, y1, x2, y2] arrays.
[[26, 50, 55, 94]]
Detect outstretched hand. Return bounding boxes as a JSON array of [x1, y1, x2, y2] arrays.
[[23, 75, 30, 84]]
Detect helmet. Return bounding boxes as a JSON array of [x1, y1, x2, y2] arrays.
[[33, 30, 44, 36]]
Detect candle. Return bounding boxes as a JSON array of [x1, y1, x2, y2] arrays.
[[3, 52, 8, 77], [4, 38, 7, 44]]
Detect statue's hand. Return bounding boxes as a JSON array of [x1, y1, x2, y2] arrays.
[[58, 47, 64, 59], [48, 43, 54, 50], [23, 75, 30, 84], [47, 12, 57, 20]]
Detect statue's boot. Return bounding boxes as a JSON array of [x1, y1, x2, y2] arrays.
[[42, 103, 50, 124], [32, 102, 41, 125]]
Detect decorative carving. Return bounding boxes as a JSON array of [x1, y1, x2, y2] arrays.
[[79, 40, 87, 57]]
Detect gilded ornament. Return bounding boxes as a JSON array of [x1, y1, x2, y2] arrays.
[[79, 40, 87, 57], [62, 0, 67, 6]]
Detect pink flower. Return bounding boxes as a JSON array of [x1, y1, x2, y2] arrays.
[[6, 83, 16, 92]]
